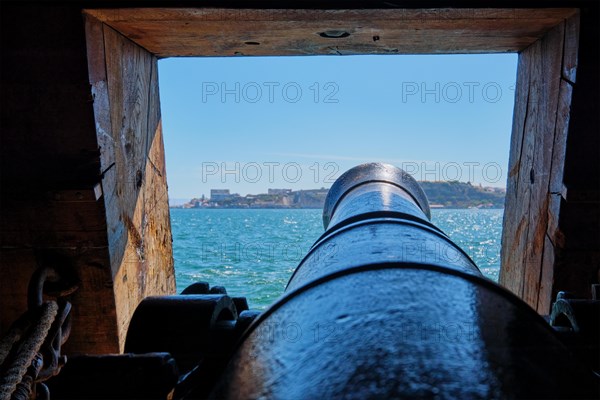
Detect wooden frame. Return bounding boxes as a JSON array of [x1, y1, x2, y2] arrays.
[[85, 8, 576, 56], [500, 15, 580, 313], [81, 6, 582, 350]]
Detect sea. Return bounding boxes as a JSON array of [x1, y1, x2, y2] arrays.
[[171, 208, 504, 309]]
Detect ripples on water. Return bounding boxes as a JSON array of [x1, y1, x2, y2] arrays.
[[171, 208, 503, 309]]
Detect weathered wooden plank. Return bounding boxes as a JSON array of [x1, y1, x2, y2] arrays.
[[143, 55, 172, 278], [516, 7, 600, 308], [84, 8, 576, 56], [86, 15, 116, 173], [499, 17, 573, 310], [537, 234, 556, 314], [0, 247, 120, 356], [146, 55, 162, 167], [104, 24, 152, 190], [0, 194, 108, 248], [521, 22, 564, 308], [103, 23, 152, 279], [100, 166, 128, 278], [548, 81, 573, 196], [143, 123, 176, 294], [535, 10, 588, 309], [0, 201, 108, 234], [93, 23, 175, 350], [546, 194, 566, 249], [63, 247, 121, 355], [561, 12, 580, 83], [0, 230, 108, 249], [105, 20, 564, 56], [549, 8, 598, 301], [103, 24, 153, 350], [85, 14, 107, 84], [546, 79, 573, 251], [499, 41, 536, 299]]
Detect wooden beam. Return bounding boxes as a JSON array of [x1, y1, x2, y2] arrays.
[[85, 15, 176, 351], [500, 12, 583, 314], [499, 39, 533, 301], [84, 8, 577, 57]]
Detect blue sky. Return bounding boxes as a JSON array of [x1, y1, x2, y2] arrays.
[[158, 54, 517, 201]]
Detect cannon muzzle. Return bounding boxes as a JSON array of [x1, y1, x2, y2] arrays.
[[212, 163, 596, 399]]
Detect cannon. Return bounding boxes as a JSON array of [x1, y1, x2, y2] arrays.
[[210, 163, 597, 399], [47, 163, 598, 399]]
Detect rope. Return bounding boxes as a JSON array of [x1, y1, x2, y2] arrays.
[[0, 314, 32, 366], [0, 301, 58, 400], [10, 353, 43, 400]]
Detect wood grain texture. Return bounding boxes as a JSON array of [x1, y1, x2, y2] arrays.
[[87, 19, 176, 351], [521, 22, 563, 309], [500, 10, 591, 312], [63, 248, 121, 354], [561, 13, 579, 83], [546, 80, 573, 252], [499, 43, 534, 298], [537, 234, 556, 314], [84, 8, 577, 56], [500, 20, 565, 309]]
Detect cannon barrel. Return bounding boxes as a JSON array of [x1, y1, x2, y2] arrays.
[[212, 163, 596, 399]]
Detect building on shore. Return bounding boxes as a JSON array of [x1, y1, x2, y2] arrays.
[[268, 188, 292, 195], [210, 189, 233, 202]]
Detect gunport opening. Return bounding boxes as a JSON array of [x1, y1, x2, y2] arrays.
[[159, 54, 517, 309]]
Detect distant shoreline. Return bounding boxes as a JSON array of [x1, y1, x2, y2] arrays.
[[172, 181, 506, 210]]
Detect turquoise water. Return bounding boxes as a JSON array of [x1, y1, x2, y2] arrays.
[[171, 208, 503, 309]]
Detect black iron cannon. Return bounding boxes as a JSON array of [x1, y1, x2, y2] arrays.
[[47, 163, 598, 399], [209, 163, 597, 399]]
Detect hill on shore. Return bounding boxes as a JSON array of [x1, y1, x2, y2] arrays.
[[174, 181, 505, 209], [419, 181, 505, 208]]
